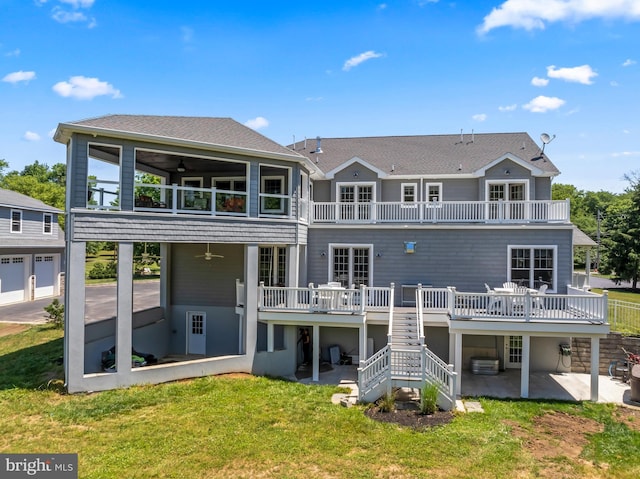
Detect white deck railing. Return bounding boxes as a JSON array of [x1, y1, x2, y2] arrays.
[[448, 287, 608, 322], [312, 199, 570, 224], [258, 283, 393, 313]]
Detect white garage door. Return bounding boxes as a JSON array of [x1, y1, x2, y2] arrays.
[[35, 255, 56, 299], [0, 256, 28, 305]]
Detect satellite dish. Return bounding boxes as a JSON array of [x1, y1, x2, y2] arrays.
[[541, 133, 551, 144], [195, 243, 224, 261]]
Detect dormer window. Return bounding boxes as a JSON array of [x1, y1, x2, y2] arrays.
[[43, 213, 53, 234], [10, 210, 22, 233]]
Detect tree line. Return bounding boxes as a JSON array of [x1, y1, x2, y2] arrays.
[[1, 159, 638, 290]]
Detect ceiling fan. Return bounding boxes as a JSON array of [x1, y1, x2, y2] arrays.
[[195, 243, 224, 261]]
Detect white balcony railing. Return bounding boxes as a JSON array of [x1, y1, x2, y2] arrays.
[[311, 199, 570, 224]]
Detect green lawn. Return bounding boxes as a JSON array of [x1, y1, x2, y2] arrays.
[[1, 326, 640, 478]]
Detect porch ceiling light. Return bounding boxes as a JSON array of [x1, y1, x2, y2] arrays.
[[177, 159, 186, 173]]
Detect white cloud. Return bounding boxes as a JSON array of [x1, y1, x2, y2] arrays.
[[498, 104, 517, 112], [377, 4, 387, 10], [610, 80, 619, 87], [2, 70, 36, 84], [547, 64, 597, 84], [52, 76, 122, 100], [522, 95, 566, 113], [24, 131, 41, 142], [5, 48, 20, 57], [244, 116, 269, 130], [612, 151, 640, 157], [59, 0, 95, 7], [623, 58, 636, 66], [478, 0, 640, 34], [531, 76, 549, 87], [305, 96, 323, 102], [343, 51, 384, 71], [472, 113, 487, 121], [52, 7, 87, 23], [181, 26, 194, 43]]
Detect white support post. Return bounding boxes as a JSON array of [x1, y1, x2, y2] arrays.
[[267, 323, 274, 353], [590, 337, 600, 402], [65, 241, 87, 392], [359, 323, 366, 362], [312, 324, 320, 382], [521, 334, 531, 398], [287, 244, 299, 287], [115, 242, 134, 381], [454, 333, 462, 395], [243, 244, 259, 357]]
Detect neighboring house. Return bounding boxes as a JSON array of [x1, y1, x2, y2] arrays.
[[0, 188, 64, 305], [54, 115, 608, 408]]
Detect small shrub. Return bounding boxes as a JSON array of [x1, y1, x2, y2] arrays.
[[421, 383, 438, 415], [378, 391, 396, 412], [88, 261, 117, 279], [44, 299, 64, 329]]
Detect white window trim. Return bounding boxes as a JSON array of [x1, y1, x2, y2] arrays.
[[10, 209, 22, 233], [87, 142, 123, 210], [328, 243, 374, 286], [424, 182, 443, 207], [507, 245, 557, 292], [260, 175, 286, 213], [485, 179, 530, 201], [43, 213, 53, 235], [212, 177, 247, 192], [401, 182, 418, 203], [335, 182, 376, 203]]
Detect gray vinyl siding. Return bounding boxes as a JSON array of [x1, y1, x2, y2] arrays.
[[306, 226, 573, 298], [170, 243, 244, 306], [0, 207, 63, 245], [312, 180, 331, 202], [70, 213, 306, 244], [535, 177, 552, 200]]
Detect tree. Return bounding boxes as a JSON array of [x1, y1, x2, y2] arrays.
[[601, 173, 640, 291]]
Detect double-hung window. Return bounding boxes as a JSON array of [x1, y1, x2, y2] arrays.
[[43, 213, 53, 234], [508, 246, 556, 291], [10, 210, 22, 233], [424, 183, 442, 202], [259, 246, 287, 286]]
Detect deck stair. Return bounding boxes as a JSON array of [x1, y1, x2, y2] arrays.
[[358, 296, 457, 410]]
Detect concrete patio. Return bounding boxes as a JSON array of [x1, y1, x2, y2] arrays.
[[296, 364, 636, 406]]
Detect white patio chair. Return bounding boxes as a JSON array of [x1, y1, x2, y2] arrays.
[[503, 281, 517, 290], [485, 283, 502, 314], [532, 284, 547, 315]]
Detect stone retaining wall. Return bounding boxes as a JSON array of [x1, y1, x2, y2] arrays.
[[571, 333, 640, 374]]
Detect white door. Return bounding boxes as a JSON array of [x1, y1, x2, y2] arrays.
[[187, 311, 206, 355], [34, 255, 56, 299], [504, 335, 522, 369], [0, 256, 28, 305]]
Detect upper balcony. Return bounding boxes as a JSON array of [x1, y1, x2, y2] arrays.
[[312, 199, 570, 224], [85, 179, 569, 226]]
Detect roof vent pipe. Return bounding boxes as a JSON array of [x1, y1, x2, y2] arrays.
[[460, 129, 463, 143], [471, 129, 474, 143]]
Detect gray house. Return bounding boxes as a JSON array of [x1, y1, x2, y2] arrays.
[[0, 188, 64, 305], [54, 115, 608, 408]]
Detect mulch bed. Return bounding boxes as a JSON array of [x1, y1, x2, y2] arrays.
[[365, 406, 454, 429]]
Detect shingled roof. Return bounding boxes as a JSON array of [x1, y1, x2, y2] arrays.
[[0, 188, 62, 213], [55, 114, 305, 161], [289, 132, 561, 177]]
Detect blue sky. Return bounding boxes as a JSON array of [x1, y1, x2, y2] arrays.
[[1, 0, 639, 193]]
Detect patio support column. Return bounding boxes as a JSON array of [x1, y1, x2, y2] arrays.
[[454, 333, 462, 395], [590, 337, 600, 402], [359, 323, 367, 361], [312, 324, 320, 382], [287, 244, 299, 287], [65, 240, 86, 393], [115, 242, 134, 384], [267, 323, 274, 353], [243, 244, 259, 357], [520, 334, 531, 398]]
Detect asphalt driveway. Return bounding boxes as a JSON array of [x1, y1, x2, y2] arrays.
[[0, 280, 160, 324]]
